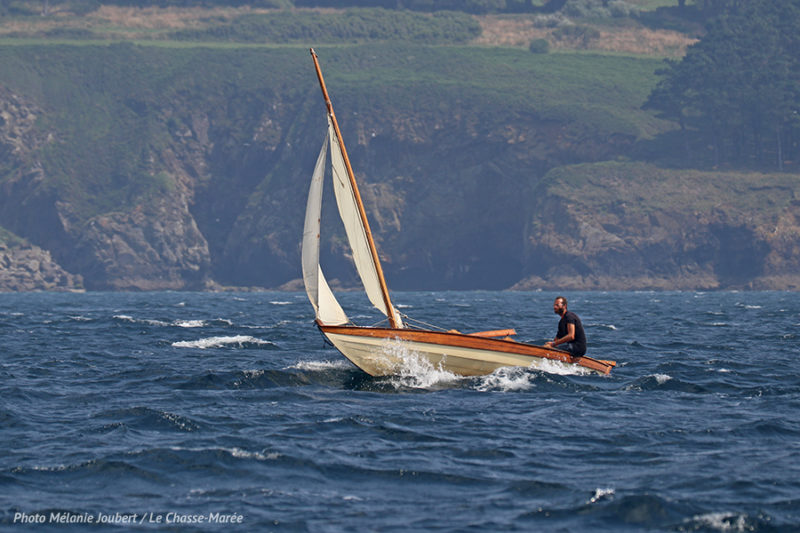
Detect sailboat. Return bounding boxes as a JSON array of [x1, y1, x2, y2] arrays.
[[302, 49, 615, 377]]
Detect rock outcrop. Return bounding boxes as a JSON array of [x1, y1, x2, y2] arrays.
[[515, 162, 800, 290], [0, 240, 82, 291]]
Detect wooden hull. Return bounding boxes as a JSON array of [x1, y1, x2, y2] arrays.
[[319, 324, 614, 376]]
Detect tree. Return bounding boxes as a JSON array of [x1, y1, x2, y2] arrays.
[[646, 0, 800, 170]]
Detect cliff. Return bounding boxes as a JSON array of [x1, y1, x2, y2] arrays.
[[0, 44, 798, 291], [516, 162, 800, 290]]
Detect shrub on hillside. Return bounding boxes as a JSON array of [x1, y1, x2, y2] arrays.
[[529, 38, 550, 53], [562, 0, 640, 18]]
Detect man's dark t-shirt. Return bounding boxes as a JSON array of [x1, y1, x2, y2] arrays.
[[557, 311, 587, 357]]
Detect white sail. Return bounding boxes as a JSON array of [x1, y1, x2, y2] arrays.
[[328, 119, 403, 328], [302, 130, 348, 326]]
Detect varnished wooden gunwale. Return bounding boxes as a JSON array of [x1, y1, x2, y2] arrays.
[[319, 324, 614, 375]]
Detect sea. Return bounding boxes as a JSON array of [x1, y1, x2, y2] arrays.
[[1, 290, 798, 532]]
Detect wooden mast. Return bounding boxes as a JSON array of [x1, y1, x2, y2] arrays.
[[310, 48, 399, 329]]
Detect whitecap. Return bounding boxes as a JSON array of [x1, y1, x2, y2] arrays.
[[687, 512, 748, 532], [588, 487, 615, 504], [270, 301, 292, 305], [475, 366, 534, 392], [174, 319, 205, 328], [287, 360, 351, 371], [230, 447, 279, 461], [171, 335, 273, 349], [113, 315, 170, 327], [653, 373, 672, 384]]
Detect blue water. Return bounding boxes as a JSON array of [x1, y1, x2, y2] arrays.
[[1, 291, 798, 531]]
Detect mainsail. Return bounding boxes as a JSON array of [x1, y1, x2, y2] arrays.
[[302, 126, 348, 326], [328, 120, 403, 328], [303, 117, 403, 328]]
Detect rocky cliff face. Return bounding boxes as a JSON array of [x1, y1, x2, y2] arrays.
[[1, 47, 799, 292], [515, 163, 800, 290], [0, 240, 82, 291]]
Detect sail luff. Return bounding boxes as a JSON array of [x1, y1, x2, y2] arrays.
[[302, 130, 348, 326], [310, 48, 400, 329]]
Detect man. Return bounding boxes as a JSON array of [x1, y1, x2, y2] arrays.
[[544, 296, 586, 357]]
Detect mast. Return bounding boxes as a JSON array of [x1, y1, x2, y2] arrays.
[[310, 48, 399, 329]]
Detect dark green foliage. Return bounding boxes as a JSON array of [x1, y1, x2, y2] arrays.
[[645, 0, 800, 170], [528, 38, 549, 53], [168, 9, 481, 44]]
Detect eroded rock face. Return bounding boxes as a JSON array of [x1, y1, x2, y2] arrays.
[[65, 194, 210, 291], [516, 163, 800, 291], [0, 241, 82, 291]]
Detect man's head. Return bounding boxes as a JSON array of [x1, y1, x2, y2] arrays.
[[553, 296, 567, 316]]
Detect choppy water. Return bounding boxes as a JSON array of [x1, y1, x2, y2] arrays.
[[1, 291, 798, 531]]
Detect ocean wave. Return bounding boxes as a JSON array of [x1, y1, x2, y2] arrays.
[[475, 366, 535, 392], [171, 336, 276, 349], [287, 360, 352, 372], [114, 314, 165, 327], [97, 406, 202, 432], [682, 511, 768, 532], [174, 319, 205, 328]]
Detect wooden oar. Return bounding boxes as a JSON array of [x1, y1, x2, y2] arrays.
[[468, 329, 517, 338]]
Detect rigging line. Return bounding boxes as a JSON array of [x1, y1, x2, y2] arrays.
[[368, 316, 392, 328], [400, 315, 449, 332], [313, 321, 335, 347]]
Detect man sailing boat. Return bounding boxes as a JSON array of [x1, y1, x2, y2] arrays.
[[544, 296, 587, 358]]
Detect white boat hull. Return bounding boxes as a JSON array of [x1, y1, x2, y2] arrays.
[[320, 325, 614, 376]]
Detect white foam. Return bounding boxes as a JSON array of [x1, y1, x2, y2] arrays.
[[113, 314, 170, 327], [170, 446, 279, 461], [270, 301, 292, 305], [287, 360, 351, 371], [688, 512, 748, 532], [653, 373, 672, 384], [596, 323, 617, 330], [171, 335, 273, 349], [475, 366, 534, 392], [174, 319, 205, 328], [380, 341, 460, 389], [529, 357, 594, 376], [230, 447, 280, 461], [588, 487, 615, 504]]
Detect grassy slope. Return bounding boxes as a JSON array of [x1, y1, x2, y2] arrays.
[[0, 42, 666, 224], [542, 161, 800, 220]]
